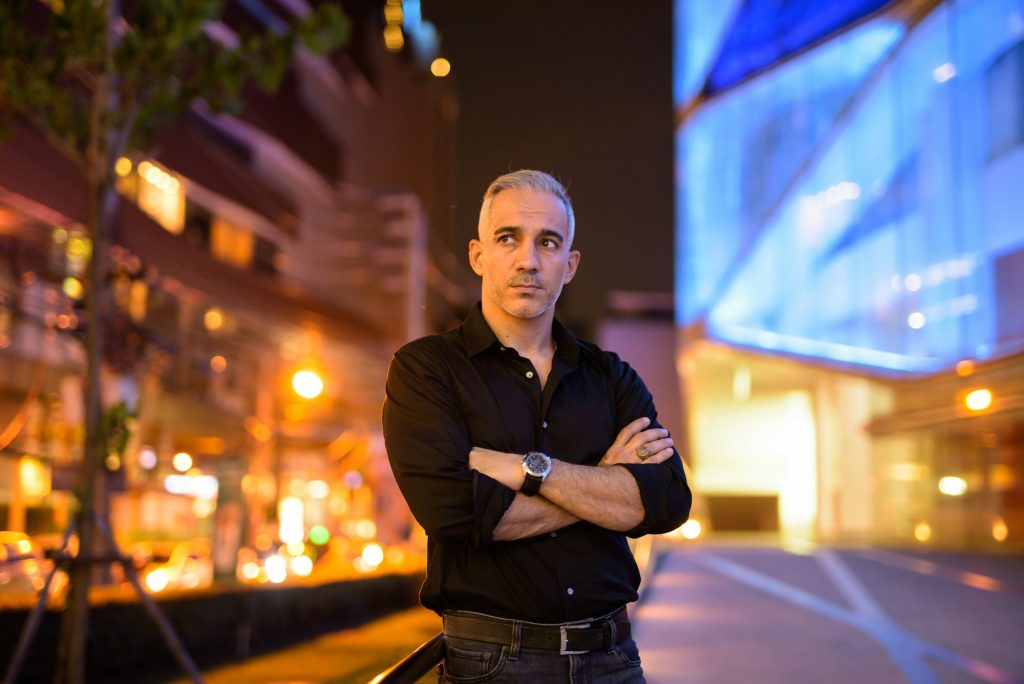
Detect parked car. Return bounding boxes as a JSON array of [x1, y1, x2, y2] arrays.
[[141, 538, 213, 593], [0, 531, 63, 599]]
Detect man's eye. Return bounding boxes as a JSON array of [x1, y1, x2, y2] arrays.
[[497, 235, 514, 243], [540, 239, 559, 249]]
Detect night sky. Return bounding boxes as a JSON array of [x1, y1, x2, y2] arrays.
[[421, 1, 675, 337]]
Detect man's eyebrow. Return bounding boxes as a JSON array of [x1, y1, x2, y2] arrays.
[[537, 229, 564, 241], [491, 226, 565, 241]]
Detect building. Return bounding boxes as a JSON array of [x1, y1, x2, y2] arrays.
[[0, 0, 465, 585], [674, 0, 1024, 549]]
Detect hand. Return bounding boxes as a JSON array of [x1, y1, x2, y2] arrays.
[[469, 447, 525, 491], [599, 417, 674, 467]]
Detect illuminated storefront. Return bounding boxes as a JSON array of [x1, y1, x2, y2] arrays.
[[675, 0, 1024, 548]]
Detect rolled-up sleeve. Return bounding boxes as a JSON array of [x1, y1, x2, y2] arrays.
[[382, 341, 515, 548], [608, 354, 692, 538]]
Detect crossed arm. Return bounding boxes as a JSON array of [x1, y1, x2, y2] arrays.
[[383, 344, 691, 548], [471, 417, 675, 540]]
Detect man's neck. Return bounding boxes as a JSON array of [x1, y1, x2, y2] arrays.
[[480, 299, 556, 359]]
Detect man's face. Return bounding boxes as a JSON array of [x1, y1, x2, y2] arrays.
[[469, 188, 581, 322]]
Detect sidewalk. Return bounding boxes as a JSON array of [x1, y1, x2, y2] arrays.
[[633, 545, 1024, 684], [170, 607, 441, 684]]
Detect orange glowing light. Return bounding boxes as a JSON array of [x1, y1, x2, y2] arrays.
[[965, 389, 992, 412], [431, 58, 451, 78]]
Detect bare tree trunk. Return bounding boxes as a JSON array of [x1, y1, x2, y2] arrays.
[[54, 1, 119, 681]]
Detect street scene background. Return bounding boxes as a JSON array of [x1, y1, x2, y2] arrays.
[[1, 0, 1023, 682]]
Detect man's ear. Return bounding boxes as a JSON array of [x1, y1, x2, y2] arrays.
[[563, 250, 581, 284], [468, 239, 485, 276]]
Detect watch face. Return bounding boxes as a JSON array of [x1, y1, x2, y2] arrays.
[[523, 452, 551, 477]]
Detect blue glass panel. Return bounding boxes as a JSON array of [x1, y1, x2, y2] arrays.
[[676, 18, 902, 324], [678, 0, 1024, 372], [673, 0, 744, 105], [705, 0, 896, 95]]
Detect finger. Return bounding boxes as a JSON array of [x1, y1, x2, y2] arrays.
[[643, 448, 674, 464], [639, 437, 673, 454], [626, 427, 669, 449], [615, 417, 651, 446]]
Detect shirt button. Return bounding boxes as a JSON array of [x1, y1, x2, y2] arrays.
[[550, 531, 557, 538], [566, 587, 574, 596], [526, 371, 535, 379], [500, 347, 506, 351], [542, 421, 548, 429]]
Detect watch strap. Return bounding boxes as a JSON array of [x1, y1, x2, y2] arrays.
[[521, 472, 543, 496]]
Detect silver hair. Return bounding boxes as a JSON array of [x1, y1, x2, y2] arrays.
[[477, 169, 575, 246]]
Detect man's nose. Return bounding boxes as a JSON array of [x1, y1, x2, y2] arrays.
[[514, 242, 540, 270]]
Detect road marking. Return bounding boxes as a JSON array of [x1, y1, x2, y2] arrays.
[[854, 549, 1023, 596], [695, 552, 1023, 684]]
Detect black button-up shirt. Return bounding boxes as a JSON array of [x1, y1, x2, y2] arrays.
[[382, 303, 691, 623]]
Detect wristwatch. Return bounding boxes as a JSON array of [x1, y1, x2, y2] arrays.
[[521, 451, 552, 496]]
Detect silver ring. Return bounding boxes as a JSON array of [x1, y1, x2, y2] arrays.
[[635, 445, 652, 461]]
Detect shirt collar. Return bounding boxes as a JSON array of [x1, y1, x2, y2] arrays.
[[462, 302, 580, 366]]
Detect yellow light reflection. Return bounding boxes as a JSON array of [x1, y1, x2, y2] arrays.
[[383, 24, 404, 51], [680, 519, 703, 540], [938, 476, 968, 496], [307, 480, 330, 499], [955, 360, 974, 377], [290, 555, 313, 577], [914, 521, 932, 542], [279, 497, 305, 544], [362, 542, 384, 567], [145, 569, 169, 592], [241, 562, 260, 580], [20, 458, 51, 498], [292, 370, 324, 399], [115, 157, 133, 177], [354, 519, 377, 539], [431, 58, 452, 78], [204, 307, 224, 331], [210, 355, 227, 373], [172, 452, 193, 472], [965, 389, 992, 412], [993, 517, 1009, 542], [62, 277, 84, 300], [265, 555, 287, 584]]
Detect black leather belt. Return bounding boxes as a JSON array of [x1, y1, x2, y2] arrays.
[[442, 608, 631, 656]]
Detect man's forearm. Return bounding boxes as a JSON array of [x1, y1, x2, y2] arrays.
[[541, 460, 643, 531], [469, 448, 645, 531], [493, 494, 580, 541]]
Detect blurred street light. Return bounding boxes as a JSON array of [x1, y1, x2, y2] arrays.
[[965, 388, 992, 412], [431, 58, 451, 77], [292, 369, 324, 399]]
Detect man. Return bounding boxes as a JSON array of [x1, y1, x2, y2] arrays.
[[383, 170, 691, 682]]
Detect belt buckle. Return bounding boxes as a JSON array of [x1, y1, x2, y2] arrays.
[[559, 623, 590, 656]]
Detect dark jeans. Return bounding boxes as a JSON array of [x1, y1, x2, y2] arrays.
[[438, 632, 646, 683]]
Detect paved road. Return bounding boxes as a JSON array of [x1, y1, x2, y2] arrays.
[[634, 544, 1024, 684], [179, 542, 1024, 683]]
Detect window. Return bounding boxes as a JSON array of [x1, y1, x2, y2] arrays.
[[986, 40, 1024, 160], [210, 217, 254, 269]]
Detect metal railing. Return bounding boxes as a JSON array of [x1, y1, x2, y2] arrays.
[[367, 632, 445, 684]]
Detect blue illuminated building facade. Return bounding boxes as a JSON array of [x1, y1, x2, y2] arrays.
[[675, 0, 1024, 548]]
